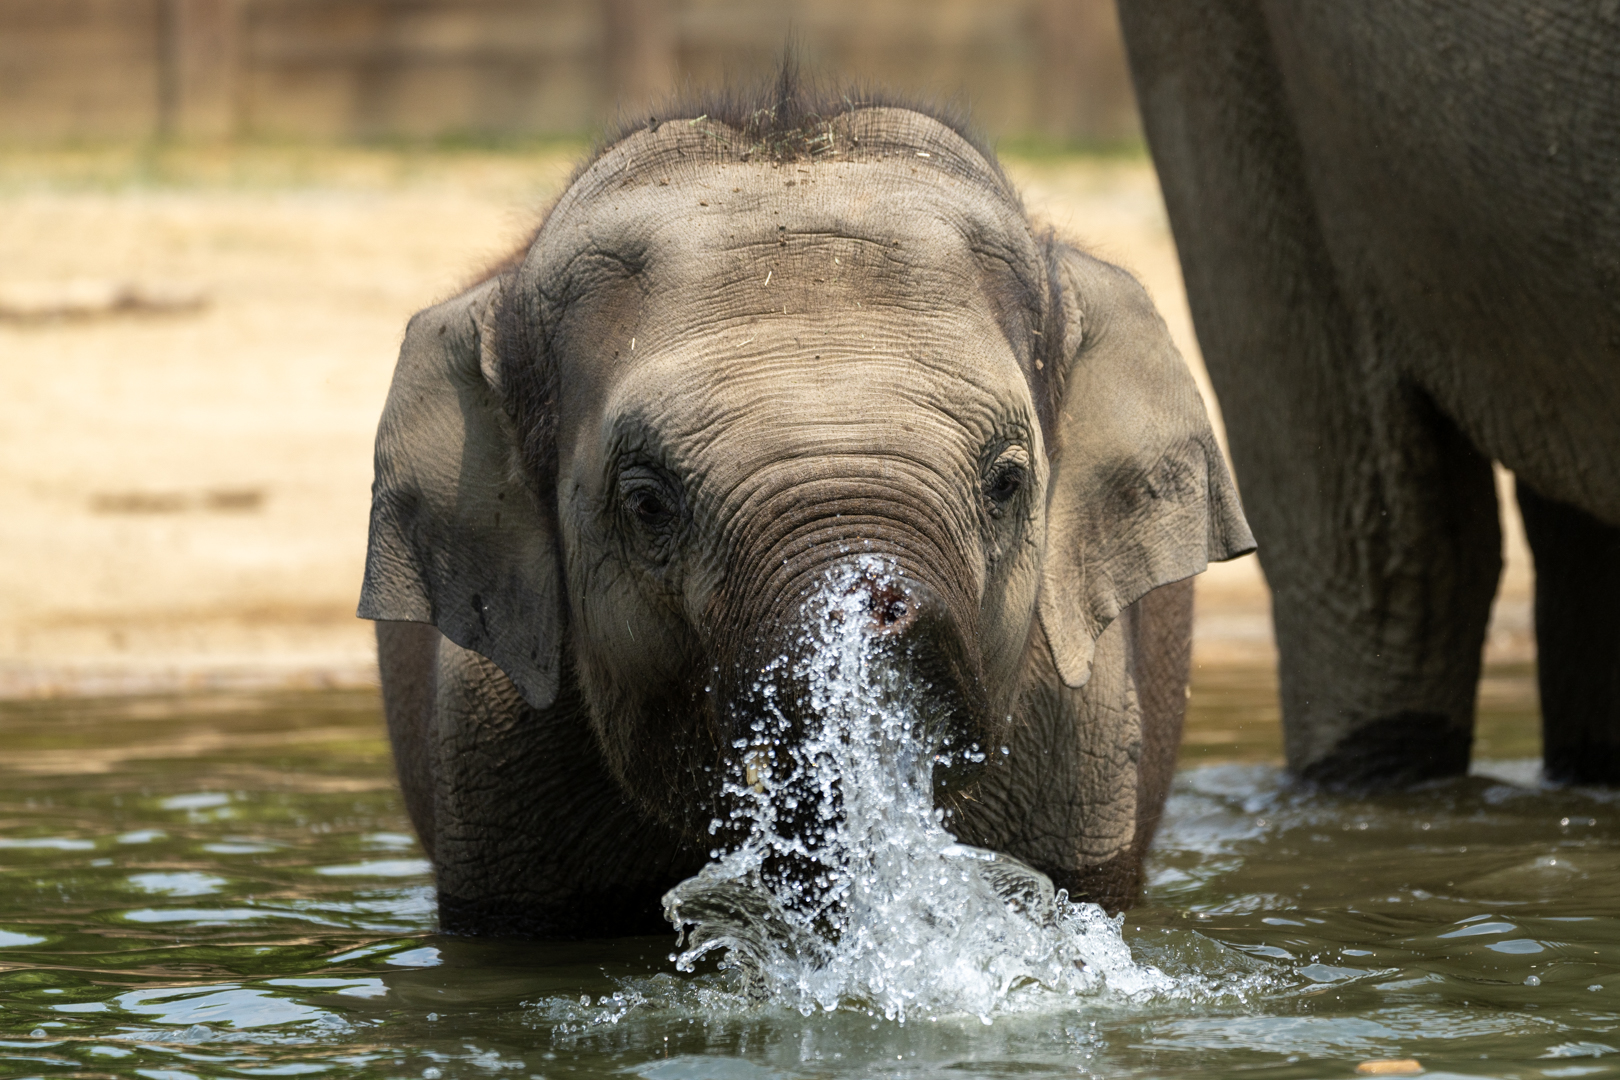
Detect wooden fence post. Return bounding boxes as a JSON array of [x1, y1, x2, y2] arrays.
[[1035, 0, 1139, 144], [158, 0, 241, 139], [603, 0, 676, 119]]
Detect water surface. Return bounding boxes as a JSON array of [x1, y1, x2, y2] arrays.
[[1, 666, 1615, 1079]]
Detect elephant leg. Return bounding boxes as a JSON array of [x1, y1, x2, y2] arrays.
[[1127, 577, 1193, 863], [430, 638, 706, 937], [1268, 395, 1502, 787], [1120, 0, 1502, 786], [948, 595, 1171, 913], [376, 620, 440, 856], [1518, 480, 1620, 784]]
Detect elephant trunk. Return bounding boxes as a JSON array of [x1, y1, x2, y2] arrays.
[[705, 491, 996, 815], [698, 518, 991, 925]]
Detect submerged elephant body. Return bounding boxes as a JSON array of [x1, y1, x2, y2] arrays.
[[363, 88, 1250, 937]]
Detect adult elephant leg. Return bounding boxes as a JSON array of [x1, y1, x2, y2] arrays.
[[1119, 0, 1502, 786], [1517, 481, 1620, 784], [430, 639, 705, 937], [1270, 394, 1501, 787]]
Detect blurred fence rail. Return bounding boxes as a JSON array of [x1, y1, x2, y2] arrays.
[[0, 0, 1138, 144]]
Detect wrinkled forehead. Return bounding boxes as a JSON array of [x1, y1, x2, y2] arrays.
[[516, 108, 1049, 469], [520, 108, 1044, 333]]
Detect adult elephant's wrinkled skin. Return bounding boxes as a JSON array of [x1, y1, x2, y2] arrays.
[[360, 80, 1252, 938], [1118, 1, 1620, 787]]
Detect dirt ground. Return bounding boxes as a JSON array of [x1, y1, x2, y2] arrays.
[[0, 145, 1533, 697]]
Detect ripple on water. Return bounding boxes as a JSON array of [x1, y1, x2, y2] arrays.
[[0, 669, 1615, 1078]]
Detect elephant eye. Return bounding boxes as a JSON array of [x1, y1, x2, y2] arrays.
[[625, 487, 673, 527], [617, 461, 682, 543], [983, 445, 1030, 517], [986, 467, 1024, 503]]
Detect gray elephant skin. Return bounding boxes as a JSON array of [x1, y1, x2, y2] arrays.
[[1119, 2, 1620, 786], [360, 82, 1253, 938]]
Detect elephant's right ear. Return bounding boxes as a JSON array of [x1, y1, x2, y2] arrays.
[[1037, 245, 1254, 690], [357, 277, 562, 711]]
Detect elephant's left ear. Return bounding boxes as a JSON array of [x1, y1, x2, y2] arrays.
[[357, 275, 563, 711], [1038, 245, 1254, 689]]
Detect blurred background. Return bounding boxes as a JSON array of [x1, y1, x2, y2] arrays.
[[0, 0, 1137, 145], [0, 0, 1533, 729]]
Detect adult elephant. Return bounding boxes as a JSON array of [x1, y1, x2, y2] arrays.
[[1117, 2, 1620, 786], [360, 81, 1252, 937]]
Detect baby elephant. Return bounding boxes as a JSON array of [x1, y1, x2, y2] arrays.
[[361, 84, 1253, 938]]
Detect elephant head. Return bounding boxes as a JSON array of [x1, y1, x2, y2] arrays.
[[358, 95, 1252, 843]]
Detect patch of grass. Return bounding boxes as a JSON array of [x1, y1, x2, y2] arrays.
[[0, 129, 1140, 194], [994, 133, 1149, 164], [0, 136, 589, 194]]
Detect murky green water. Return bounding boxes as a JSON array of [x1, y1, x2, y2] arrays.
[[1, 668, 1616, 1079]]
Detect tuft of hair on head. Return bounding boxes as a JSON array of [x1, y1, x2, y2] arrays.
[[593, 48, 1002, 170]]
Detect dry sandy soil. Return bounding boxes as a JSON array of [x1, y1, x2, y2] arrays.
[[0, 145, 1533, 697]]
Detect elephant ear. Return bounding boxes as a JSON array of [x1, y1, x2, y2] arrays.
[[1038, 246, 1254, 689], [357, 276, 562, 711]]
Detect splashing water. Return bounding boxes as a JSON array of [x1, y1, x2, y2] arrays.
[[662, 558, 1188, 1023]]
